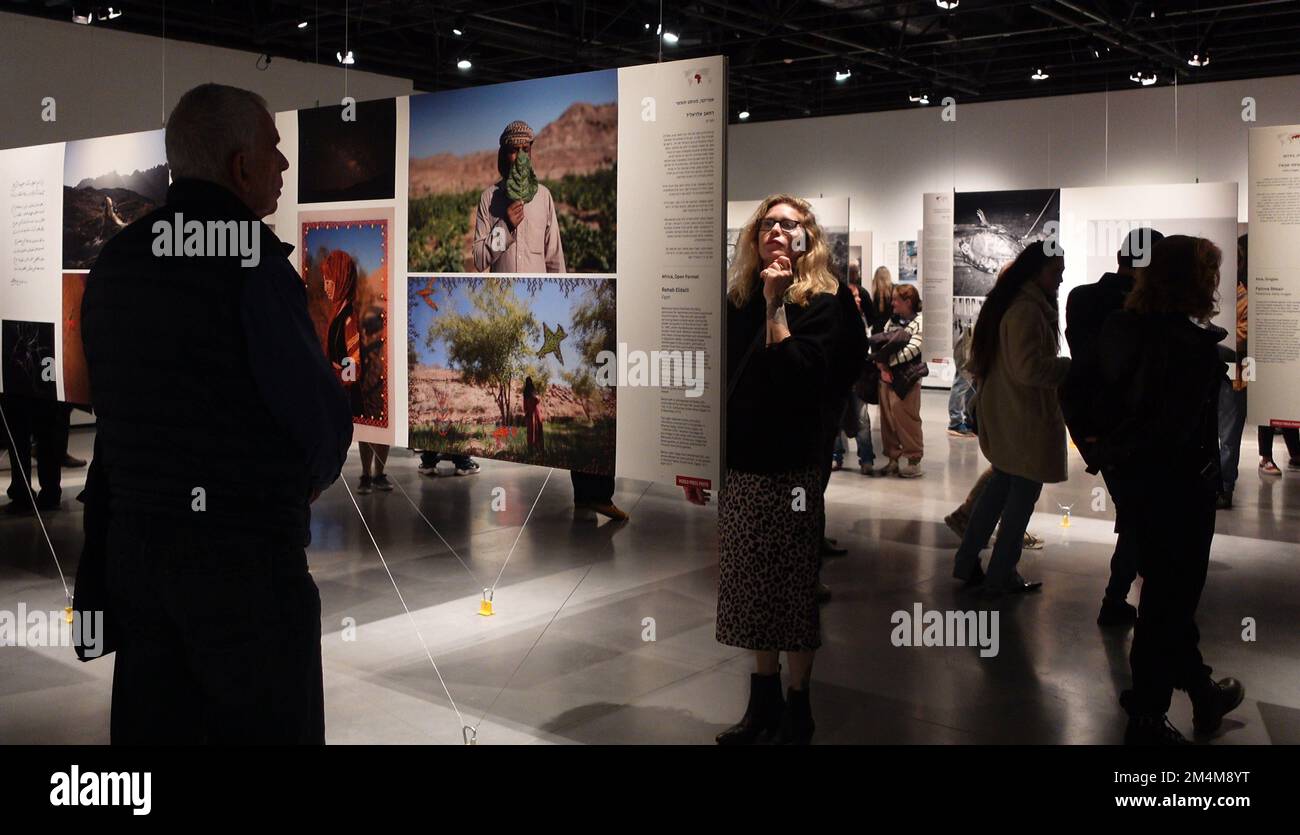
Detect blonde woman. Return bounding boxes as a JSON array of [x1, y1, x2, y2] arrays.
[[867, 265, 894, 333], [685, 194, 841, 744]]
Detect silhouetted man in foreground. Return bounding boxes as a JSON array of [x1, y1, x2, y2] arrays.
[[81, 83, 352, 744]]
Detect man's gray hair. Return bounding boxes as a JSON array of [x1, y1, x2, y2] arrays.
[[165, 83, 271, 186]]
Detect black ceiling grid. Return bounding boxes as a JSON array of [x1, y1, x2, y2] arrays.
[[5, 1, 1298, 122]]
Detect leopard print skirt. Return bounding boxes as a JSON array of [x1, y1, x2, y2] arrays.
[[716, 467, 823, 652]]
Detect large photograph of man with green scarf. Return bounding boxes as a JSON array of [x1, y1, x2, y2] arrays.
[[408, 70, 617, 274]]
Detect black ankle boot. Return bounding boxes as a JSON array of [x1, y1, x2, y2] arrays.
[[1189, 677, 1245, 734], [716, 673, 784, 745], [1125, 714, 1191, 746], [775, 685, 815, 745]]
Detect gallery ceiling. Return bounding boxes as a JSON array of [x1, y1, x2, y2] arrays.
[[5, 0, 1300, 123]]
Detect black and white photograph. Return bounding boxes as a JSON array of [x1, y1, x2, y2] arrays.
[[952, 188, 1059, 297]]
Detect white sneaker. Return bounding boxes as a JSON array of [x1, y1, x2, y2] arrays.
[[897, 461, 923, 478]]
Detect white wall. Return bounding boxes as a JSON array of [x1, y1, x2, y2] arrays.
[[0, 11, 413, 150], [728, 74, 1300, 272]]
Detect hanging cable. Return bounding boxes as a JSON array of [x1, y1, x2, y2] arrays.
[[477, 563, 592, 728], [340, 469, 468, 733], [489, 467, 553, 592], [387, 469, 484, 590]]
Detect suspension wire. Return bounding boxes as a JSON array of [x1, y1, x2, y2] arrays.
[[340, 469, 467, 732]]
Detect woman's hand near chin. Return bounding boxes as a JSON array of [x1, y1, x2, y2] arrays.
[[761, 255, 794, 305]]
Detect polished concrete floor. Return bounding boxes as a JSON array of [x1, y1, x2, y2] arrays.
[[1, 390, 1297, 745]]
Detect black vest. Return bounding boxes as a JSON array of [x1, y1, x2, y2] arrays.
[[82, 180, 311, 538]]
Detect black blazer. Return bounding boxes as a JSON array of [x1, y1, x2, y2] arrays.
[[727, 288, 841, 474]]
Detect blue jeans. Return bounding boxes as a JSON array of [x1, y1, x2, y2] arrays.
[[832, 389, 874, 465], [953, 467, 1043, 589], [1217, 382, 1246, 491], [947, 375, 975, 429]]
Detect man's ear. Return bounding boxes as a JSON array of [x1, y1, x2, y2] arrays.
[[228, 149, 247, 191]]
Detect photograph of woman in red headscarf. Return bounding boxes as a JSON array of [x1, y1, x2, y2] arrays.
[[300, 215, 391, 435]]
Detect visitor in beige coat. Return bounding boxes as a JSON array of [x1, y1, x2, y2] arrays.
[[974, 281, 1071, 485], [953, 241, 1070, 595]]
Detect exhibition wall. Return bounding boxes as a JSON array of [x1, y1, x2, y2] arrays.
[[0, 10, 414, 151], [728, 73, 1300, 272], [1, 57, 727, 488]]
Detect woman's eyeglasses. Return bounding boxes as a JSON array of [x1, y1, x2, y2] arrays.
[[759, 218, 802, 232]]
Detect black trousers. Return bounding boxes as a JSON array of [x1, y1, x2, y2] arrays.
[[571, 471, 614, 504], [1123, 481, 1216, 716], [1100, 470, 1139, 603], [106, 513, 324, 744], [1, 395, 69, 506]]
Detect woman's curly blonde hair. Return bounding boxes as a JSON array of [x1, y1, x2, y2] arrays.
[[727, 194, 839, 309]]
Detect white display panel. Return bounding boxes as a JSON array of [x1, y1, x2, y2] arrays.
[[1058, 182, 1239, 347], [273, 97, 408, 448], [0, 143, 64, 398], [1247, 126, 1300, 428], [921, 183, 1238, 388], [920, 192, 953, 384], [616, 57, 726, 489]]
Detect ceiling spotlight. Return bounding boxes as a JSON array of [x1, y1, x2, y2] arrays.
[[1129, 70, 1157, 86], [452, 27, 464, 36], [909, 92, 930, 105], [336, 50, 355, 65], [662, 30, 680, 45], [297, 20, 309, 30], [72, 9, 94, 24], [104, 6, 122, 19], [936, 0, 960, 8], [1188, 52, 1210, 67], [738, 110, 750, 120], [1031, 67, 1049, 80], [644, 23, 651, 30], [457, 58, 473, 70], [835, 69, 852, 82]]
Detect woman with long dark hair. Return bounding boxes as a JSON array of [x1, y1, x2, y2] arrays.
[[952, 240, 1069, 595], [1093, 235, 1244, 744], [684, 194, 841, 745]]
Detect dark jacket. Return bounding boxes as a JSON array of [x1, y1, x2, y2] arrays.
[[867, 314, 928, 399], [727, 287, 842, 474], [1091, 310, 1227, 498], [1061, 271, 1131, 460], [863, 289, 892, 335], [81, 178, 353, 539]]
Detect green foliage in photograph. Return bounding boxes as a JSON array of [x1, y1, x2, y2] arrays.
[[428, 279, 538, 425], [407, 165, 616, 273]]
